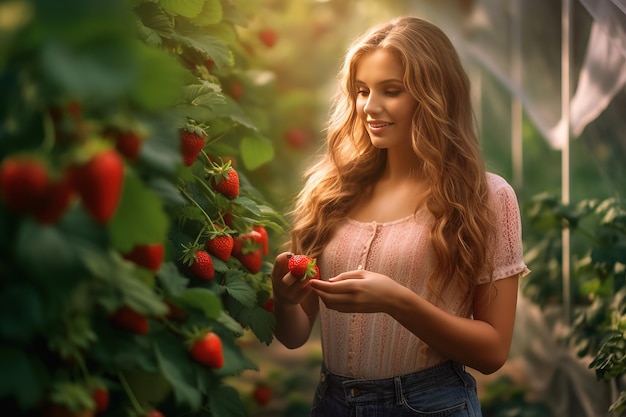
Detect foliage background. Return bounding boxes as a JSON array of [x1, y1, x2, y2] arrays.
[[1, 0, 625, 416]]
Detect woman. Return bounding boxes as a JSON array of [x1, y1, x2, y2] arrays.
[[271, 16, 529, 417]]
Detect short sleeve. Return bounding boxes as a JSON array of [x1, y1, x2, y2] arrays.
[[476, 174, 531, 284]]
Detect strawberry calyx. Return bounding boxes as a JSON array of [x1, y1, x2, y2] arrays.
[[206, 159, 235, 185], [302, 257, 318, 280]]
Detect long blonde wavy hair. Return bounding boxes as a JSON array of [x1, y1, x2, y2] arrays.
[[290, 16, 495, 304]]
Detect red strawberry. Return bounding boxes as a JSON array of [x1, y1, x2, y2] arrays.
[[252, 225, 269, 255], [285, 128, 311, 149], [262, 298, 274, 313], [32, 172, 75, 225], [237, 249, 263, 274], [92, 387, 109, 413], [123, 243, 164, 272], [205, 234, 233, 262], [189, 331, 224, 368], [288, 255, 319, 281], [189, 250, 215, 280], [164, 300, 187, 323], [204, 58, 215, 71], [114, 131, 142, 162], [144, 410, 165, 417], [0, 157, 49, 214], [229, 81, 244, 100], [111, 306, 149, 334], [179, 129, 206, 166], [72, 149, 124, 224], [253, 384, 272, 405], [259, 29, 277, 48], [210, 167, 239, 199]]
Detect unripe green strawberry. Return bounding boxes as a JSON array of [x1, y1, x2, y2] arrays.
[[288, 255, 319, 281]]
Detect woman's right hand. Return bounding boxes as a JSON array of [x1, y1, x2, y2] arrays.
[[271, 252, 314, 306]]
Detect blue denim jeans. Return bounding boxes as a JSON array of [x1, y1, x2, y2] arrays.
[[310, 361, 482, 417]]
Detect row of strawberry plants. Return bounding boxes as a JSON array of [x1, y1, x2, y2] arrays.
[[523, 194, 626, 415], [0, 0, 285, 416]]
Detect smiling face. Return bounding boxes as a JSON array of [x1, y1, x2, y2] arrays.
[[354, 48, 418, 152]]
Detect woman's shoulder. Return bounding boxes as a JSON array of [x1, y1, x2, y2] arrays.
[[485, 171, 510, 188], [485, 172, 516, 194]]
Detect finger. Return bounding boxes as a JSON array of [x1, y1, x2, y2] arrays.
[[328, 270, 365, 282], [271, 252, 292, 279], [282, 271, 299, 287], [310, 278, 353, 294]]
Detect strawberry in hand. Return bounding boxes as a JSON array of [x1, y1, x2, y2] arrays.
[[288, 254, 320, 281]]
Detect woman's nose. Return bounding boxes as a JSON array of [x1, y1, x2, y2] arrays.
[[363, 93, 382, 115]]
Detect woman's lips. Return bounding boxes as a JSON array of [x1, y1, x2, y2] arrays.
[[367, 121, 394, 133]]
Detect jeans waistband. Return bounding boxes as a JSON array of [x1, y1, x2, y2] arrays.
[[321, 361, 468, 406]]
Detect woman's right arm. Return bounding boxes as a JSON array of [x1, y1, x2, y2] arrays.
[[271, 252, 319, 349]]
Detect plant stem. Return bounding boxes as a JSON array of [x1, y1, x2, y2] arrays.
[[118, 371, 145, 415]]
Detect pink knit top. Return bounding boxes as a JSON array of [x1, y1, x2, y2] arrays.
[[317, 173, 529, 378]]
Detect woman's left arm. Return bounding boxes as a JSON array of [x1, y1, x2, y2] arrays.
[[389, 275, 519, 375]]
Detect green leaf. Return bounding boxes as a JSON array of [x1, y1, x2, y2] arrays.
[[109, 170, 169, 252], [41, 38, 135, 101], [134, 2, 175, 44], [0, 284, 44, 342], [240, 135, 274, 170], [156, 263, 190, 297], [15, 219, 84, 281], [246, 306, 275, 345], [173, 33, 231, 68], [130, 43, 185, 110], [204, 23, 237, 45], [160, 0, 205, 18], [216, 311, 244, 337], [223, 272, 256, 308], [82, 250, 167, 316], [191, 0, 223, 26], [0, 348, 47, 409], [153, 332, 202, 409], [209, 385, 247, 417], [179, 288, 222, 318]]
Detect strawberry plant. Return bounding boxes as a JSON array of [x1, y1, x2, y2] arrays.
[[523, 195, 626, 415], [0, 0, 285, 416]]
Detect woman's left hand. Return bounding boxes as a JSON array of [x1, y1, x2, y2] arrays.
[[309, 269, 404, 313]]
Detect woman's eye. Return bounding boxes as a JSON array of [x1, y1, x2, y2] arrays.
[[357, 90, 369, 96], [385, 90, 400, 96]]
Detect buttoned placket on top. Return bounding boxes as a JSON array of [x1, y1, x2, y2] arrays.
[[347, 221, 381, 375]]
